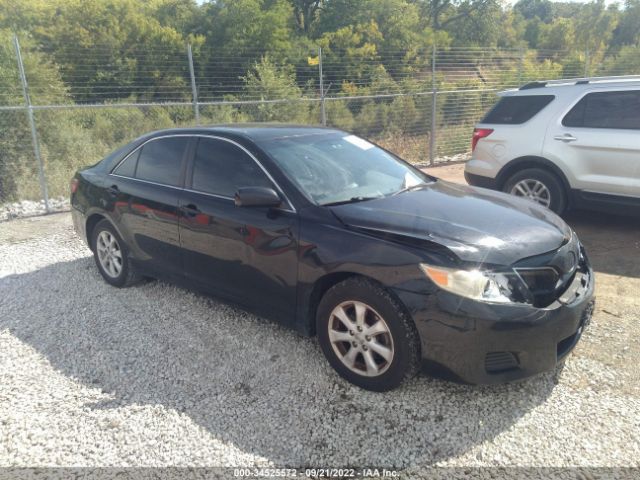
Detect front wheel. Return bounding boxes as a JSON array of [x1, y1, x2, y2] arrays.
[[316, 277, 420, 391], [503, 168, 566, 214]]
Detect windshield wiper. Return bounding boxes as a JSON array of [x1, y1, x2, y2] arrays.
[[391, 183, 429, 196], [322, 196, 382, 207]]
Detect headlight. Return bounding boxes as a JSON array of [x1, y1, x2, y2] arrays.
[[419, 263, 516, 304]]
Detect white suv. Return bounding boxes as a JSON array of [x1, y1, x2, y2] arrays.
[[464, 76, 640, 214]]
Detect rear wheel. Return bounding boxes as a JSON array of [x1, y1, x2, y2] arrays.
[[316, 277, 420, 391], [91, 219, 141, 287], [503, 167, 566, 214]]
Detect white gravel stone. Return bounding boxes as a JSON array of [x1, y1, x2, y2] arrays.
[[0, 197, 69, 222]]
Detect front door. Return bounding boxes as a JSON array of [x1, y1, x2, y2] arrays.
[[179, 136, 299, 322]]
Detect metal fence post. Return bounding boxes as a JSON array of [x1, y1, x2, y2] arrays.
[[187, 44, 200, 125], [318, 46, 326, 126], [429, 45, 437, 165], [584, 48, 590, 77], [13, 35, 50, 212], [518, 47, 525, 86]]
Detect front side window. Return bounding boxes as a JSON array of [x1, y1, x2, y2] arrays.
[[135, 137, 189, 186], [257, 132, 430, 206], [191, 137, 273, 197], [563, 90, 640, 129], [481, 95, 555, 124]]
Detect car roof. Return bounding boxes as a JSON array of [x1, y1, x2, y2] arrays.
[[143, 124, 344, 142], [499, 75, 640, 97]]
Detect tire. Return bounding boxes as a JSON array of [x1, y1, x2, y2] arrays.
[[91, 219, 141, 287], [503, 168, 567, 215], [316, 277, 420, 392]]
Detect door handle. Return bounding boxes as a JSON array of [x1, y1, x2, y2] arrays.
[[553, 134, 577, 142], [182, 204, 201, 217], [107, 185, 119, 197]]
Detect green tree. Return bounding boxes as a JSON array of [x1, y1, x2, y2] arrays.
[[201, 0, 296, 60], [319, 21, 382, 89], [537, 17, 576, 52], [290, 0, 325, 34], [198, 0, 302, 100], [242, 56, 311, 123], [604, 45, 640, 75], [514, 0, 553, 22], [573, 0, 618, 58], [611, 0, 640, 47], [444, 1, 505, 46], [0, 28, 109, 201], [319, 0, 442, 54], [13, 0, 199, 103], [148, 0, 200, 34], [422, 0, 500, 32]]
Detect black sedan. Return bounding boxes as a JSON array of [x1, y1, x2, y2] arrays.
[[71, 125, 595, 391]]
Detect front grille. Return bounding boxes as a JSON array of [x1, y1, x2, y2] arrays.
[[485, 351, 519, 374], [515, 267, 560, 307], [513, 237, 590, 308]]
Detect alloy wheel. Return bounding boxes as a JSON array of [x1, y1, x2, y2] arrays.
[[96, 230, 123, 278], [510, 179, 552, 207], [328, 301, 395, 377]]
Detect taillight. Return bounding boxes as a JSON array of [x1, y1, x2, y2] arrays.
[[471, 128, 493, 152], [70, 178, 79, 194]]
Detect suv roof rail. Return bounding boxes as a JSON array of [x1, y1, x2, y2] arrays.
[[518, 75, 640, 90], [520, 81, 547, 90]]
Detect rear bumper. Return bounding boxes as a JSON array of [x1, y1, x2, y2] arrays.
[[71, 206, 88, 247], [394, 266, 595, 385], [464, 171, 498, 190]]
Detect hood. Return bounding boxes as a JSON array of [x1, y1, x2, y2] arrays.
[[329, 180, 571, 266]]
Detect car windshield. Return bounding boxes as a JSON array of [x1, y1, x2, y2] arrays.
[[258, 132, 432, 206]]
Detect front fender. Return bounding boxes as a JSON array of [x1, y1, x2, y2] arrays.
[[294, 219, 444, 335]]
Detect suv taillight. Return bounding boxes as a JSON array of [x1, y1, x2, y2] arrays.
[[70, 178, 79, 194], [471, 128, 493, 152]]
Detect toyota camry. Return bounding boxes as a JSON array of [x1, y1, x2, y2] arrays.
[[71, 125, 595, 391]]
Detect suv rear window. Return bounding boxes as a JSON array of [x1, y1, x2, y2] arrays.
[[481, 95, 555, 124], [562, 90, 640, 129]]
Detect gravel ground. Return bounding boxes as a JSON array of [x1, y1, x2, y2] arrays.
[[1, 169, 639, 474]]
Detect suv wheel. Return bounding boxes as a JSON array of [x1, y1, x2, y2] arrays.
[[503, 168, 566, 214], [316, 277, 420, 391], [91, 219, 141, 287]]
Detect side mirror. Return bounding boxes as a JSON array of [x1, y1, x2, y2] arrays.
[[234, 187, 282, 208]]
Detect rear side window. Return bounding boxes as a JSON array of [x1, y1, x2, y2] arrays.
[[191, 137, 273, 197], [562, 90, 640, 129], [481, 95, 555, 124], [113, 149, 140, 177], [135, 137, 189, 186]]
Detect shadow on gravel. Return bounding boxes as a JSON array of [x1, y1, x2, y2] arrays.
[[562, 210, 639, 279], [1, 257, 558, 468]]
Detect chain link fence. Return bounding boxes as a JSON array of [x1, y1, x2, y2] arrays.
[[0, 35, 637, 218]]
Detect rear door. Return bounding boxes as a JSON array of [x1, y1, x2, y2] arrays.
[[544, 88, 640, 197], [179, 136, 299, 322], [109, 136, 190, 276]]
